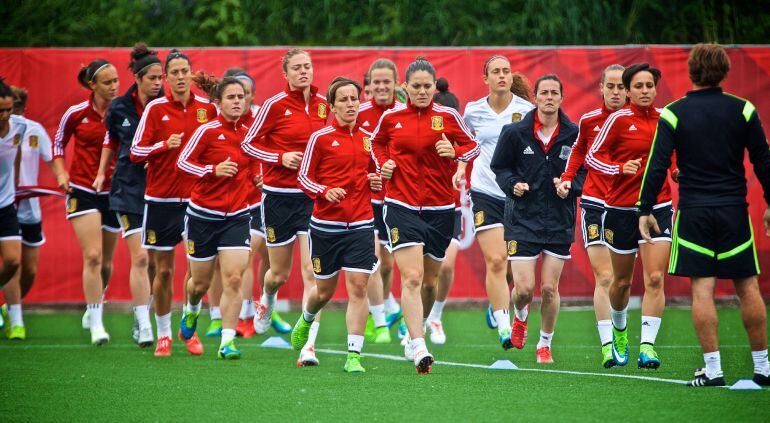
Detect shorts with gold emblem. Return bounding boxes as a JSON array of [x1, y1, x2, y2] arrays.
[[262, 193, 313, 247], [308, 228, 378, 279], [382, 202, 454, 261], [371, 202, 389, 245], [579, 198, 606, 248], [20, 222, 45, 247], [451, 208, 462, 243], [470, 190, 505, 233], [65, 187, 121, 232], [114, 211, 143, 239], [249, 203, 265, 239], [184, 212, 251, 261], [0, 204, 21, 241], [506, 239, 571, 261], [142, 201, 187, 250], [603, 203, 673, 255]]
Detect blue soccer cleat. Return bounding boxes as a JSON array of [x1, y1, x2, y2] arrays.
[[179, 309, 200, 341], [485, 304, 498, 329]]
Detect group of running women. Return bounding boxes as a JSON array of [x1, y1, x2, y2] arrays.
[[0, 45, 683, 375]]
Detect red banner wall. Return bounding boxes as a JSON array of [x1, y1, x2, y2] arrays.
[[0, 46, 768, 304]]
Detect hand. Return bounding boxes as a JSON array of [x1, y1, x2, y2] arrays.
[[764, 206, 770, 237], [513, 182, 529, 197], [252, 174, 263, 189], [381, 160, 396, 180], [166, 132, 183, 150], [325, 187, 347, 203], [452, 166, 466, 190], [435, 133, 456, 158], [639, 214, 661, 243], [368, 173, 382, 192], [215, 156, 238, 177], [671, 168, 680, 183], [622, 158, 642, 175], [282, 151, 303, 170], [57, 171, 71, 193], [556, 180, 571, 199], [92, 173, 105, 192]]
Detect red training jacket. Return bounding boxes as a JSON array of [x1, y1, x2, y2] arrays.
[[357, 98, 404, 203]]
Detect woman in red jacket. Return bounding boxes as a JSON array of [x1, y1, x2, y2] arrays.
[[292, 77, 382, 373], [176, 76, 253, 359], [51, 59, 121, 346], [586, 63, 674, 370], [371, 57, 480, 374]]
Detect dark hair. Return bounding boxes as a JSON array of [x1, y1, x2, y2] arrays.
[[129, 43, 161, 78], [0, 77, 13, 99], [327, 77, 362, 104], [534, 74, 563, 96], [77, 59, 112, 90], [223, 67, 254, 91], [11, 86, 27, 111], [164, 48, 190, 72], [511, 72, 532, 102], [282, 48, 311, 72], [436, 77, 449, 93], [363, 73, 370, 86], [622, 63, 661, 89], [688, 43, 730, 87], [368, 58, 398, 82], [193, 72, 243, 101], [405, 56, 436, 82]]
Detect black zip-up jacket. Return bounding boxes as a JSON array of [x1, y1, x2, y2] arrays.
[[105, 84, 163, 214], [491, 109, 585, 244], [638, 87, 770, 214]]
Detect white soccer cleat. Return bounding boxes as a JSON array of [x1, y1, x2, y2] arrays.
[[297, 346, 319, 366], [137, 326, 154, 348], [404, 337, 416, 361], [91, 326, 110, 346], [413, 345, 434, 375], [253, 302, 272, 335], [82, 309, 91, 330], [428, 319, 446, 345]]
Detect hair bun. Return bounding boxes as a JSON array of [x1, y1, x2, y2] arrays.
[[415, 55, 428, 62]]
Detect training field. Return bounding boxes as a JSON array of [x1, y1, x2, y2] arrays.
[[1, 308, 768, 421]]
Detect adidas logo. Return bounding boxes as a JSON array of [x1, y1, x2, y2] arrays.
[[245, 239, 250, 245], [395, 122, 402, 129], [642, 321, 650, 326], [82, 117, 90, 123], [217, 134, 225, 140], [593, 125, 601, 132], [629, 124, 637, 131], [121, 118, 131, 127], [284, 109, 293, 116], [523, 146, 534, 155], [161, 115, 170, 121], [664, 228, 670, 235], [331, 140, 340, 147], [362, 120, 370, 127]]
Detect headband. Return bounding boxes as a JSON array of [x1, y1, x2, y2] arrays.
[[483, 55, 510, 75], [89, 63, 112, 82], [165, 51, 190, 69], [133, 54, 161, 75]]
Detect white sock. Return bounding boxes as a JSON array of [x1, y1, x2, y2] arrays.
[[704, 351, 723, 378], [261, 292, 276, 309], [385, 293, 399, 313], [88, 303, 104, 330], [186, 300, 201, 314], [597, 320, 613, 345], [429, 300, 446, 321], [752, 349, 770, 376], [537, 330, 553, 349], [513, 304, 528, 322], [610, 306, 627, 330], [640, 316, 661, 345], [133, 305, 151, 330], [493, 309, 511, 331], [8, 304, 23, 327], [155, 313, 172, 338], [210, 306, 222, 320], [348, 334, 364, 353], [149, 294, 154, 308], [411, 337, 427, 351], [221, 328, 236, 345], [239, 299, 254, 320], [305, 321, 320, 348], [370, 304, 386, 328], [303, 309, 317, 323]]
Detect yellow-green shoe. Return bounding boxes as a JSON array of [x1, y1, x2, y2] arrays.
[[218, 340, 241, 360], [1, 304, 8, 334], [8, 325, 26, 340], [291, 317, 312, 351], [364, 315, 375, 342], [373, 326, 392, 344], [343, 352, 365, 373], [602, 343, 616, 368]]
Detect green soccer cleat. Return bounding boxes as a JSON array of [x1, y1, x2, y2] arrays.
[[8, 325, 26, 340], [179, 309, 200, 340], [373, 326, 392, 344], [271, 312, 292, 334], [638, 343, 661, 369], [291, 317, 312, 351], [0, 304, 7, 334], [218, 340, 241, 360], [611, 327, 629, 366], [343, 352, 366, 373], [499, 327, 513, 350], [602, 343, 616, 368], [205, 319, 222, 337], [364, 315, 375, 341]]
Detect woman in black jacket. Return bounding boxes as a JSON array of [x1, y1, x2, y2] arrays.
[[491, 74, 584, 364]]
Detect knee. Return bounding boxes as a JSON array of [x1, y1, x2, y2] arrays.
[[517, 290, 534, 304], [132, 251, 149, 270], [439, 266, 454, 282], [83, 249, 102, 269], [596, 271, 613, 289], [487, 254, 507, 274], [402, 269, 424, 290], [380, 260, 393, 276], [270, 266, 291, 284], [190, 279, 209, 296], [541, 284, 559, 303], [348, 278, 368, 299], [646, 272, 665, 291], [156, 267, 174, 284], [613, 276, 633, 289], [223, 273, 242, 291], [316, 284, 335, 303], [2, 257, 20, 273]]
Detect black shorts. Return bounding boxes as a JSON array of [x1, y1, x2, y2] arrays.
[[115, 211, 143, 239], [382, 202, 454, 261], [65, 188, 121, 232], [603, 204, 673, 255], [142, 201, 187, 250], [262, 193, 313, 247], [0, 204, 21, 241], [669, 206, 760, 279], [452, 209, 462, 242], [20, 222, 44, 247], [185, 213, 251, 261], [506, 240, 571, 261], [471, 191, 505, 233], [580, 206, 606, 248], [372, 202, 389, 244], [250, 203, 265, 239], [309, 229, 379, 279]]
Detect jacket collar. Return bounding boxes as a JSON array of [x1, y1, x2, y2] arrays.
[[331, 117, 359, 133], [406, 98, 434, 112], [284, 84, 319, 100]]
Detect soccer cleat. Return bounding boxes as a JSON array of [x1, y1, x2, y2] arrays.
[[297, 346, 319, 366], [90, 326, 110, 346], [253, 303, 272, 335], [178, 331, 204, 355], [499, 327, 513, 350], [413, 345, 434, 375], [218, 340, 241, 360], [343, 352, 366, 373], [404, 337, 416, 361], [611, 327, 629, 366], [236, 318, 256, 338], [8, 325, 26, 340], [179, 309, 200, 341], [373, 326, 392, 344], [290, 317, 312, 351], [753, 372, 770, 386], [0, 304, 8, 334], [364, 314, 376, 342], [397, 319, 407, 340], [485, 304, 498, 329], [427, 319, 446, 345], [271, 312, 292, 334], [602, 343, 616, 368], [638, 343, 661, 369], [386, 307, 403, 329], [81, 308, 90, 330], [205, 319, 222, 337], [137, 326, 153, 348], [687, 369, 725, 387], [131, 320, 140, 344], [536, 346, 554, 363], [0, 305, 4, 330], [154, 336, 172, 357], [511, 316, 528, 349]]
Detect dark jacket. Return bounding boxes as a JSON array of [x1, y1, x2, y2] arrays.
[[491, 109, 585, 244]]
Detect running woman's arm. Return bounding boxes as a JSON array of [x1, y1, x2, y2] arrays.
[[444, 108, 480, 162], [369, 112, 392, 176], [490, 124, 520, 198], [297, 131, 329, 199], [130, 102, 169, 163], [93, 130, 117, 192], [637, 108, 677, 215], [241, 100, 284, 166], [51, 105, 79, 191], [561, 118, 590, 183], [585, 116, 625, 176], [177, 125, 214, 178]]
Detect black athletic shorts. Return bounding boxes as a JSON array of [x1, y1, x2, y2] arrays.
[[372, 202, 389, 244], [309, 228, 379, 279], [249, 203, 265, 239], [185, 213, 251, 261], [115, 211, 143, 239], [262, 193, 313, 247], [471, 191, 505, 233], [506, 240, 571, 261], [580, 206, 606, 248], [20, 222, 44, 247], [669, 206, 760, 279], [65, 187, 121, 232], [603, 204, 673, 255], [142, 201, 187, 250], [452, 209, 463, 242], [382, 202, 454, 261], [0, 204, 21, 241]]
